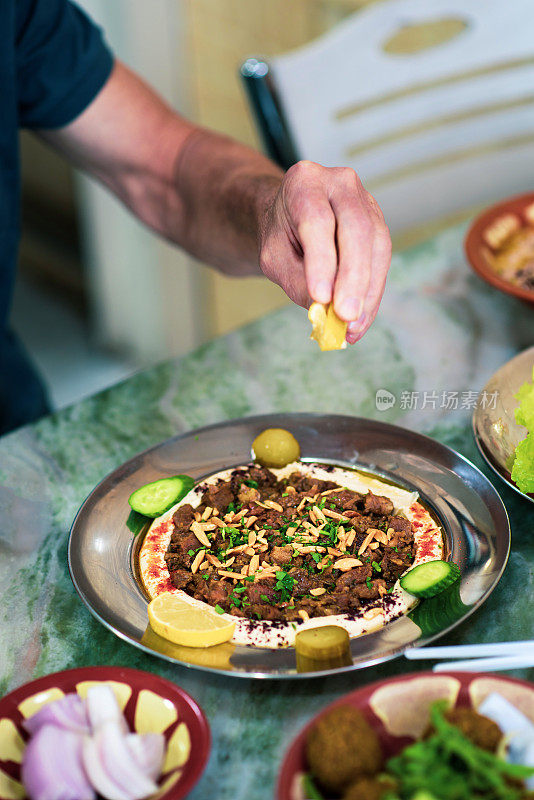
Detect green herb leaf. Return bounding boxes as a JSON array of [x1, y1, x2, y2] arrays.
[[214, 604, 225, 614]]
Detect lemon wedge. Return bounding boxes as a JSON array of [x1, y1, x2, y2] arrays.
[[147, 593, 235, 648], [308, 302, 348, 351]]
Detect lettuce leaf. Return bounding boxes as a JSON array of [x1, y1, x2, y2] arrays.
[[515, 366, 534, 430], [511, 366, 534, 493], [511, 432, 534, 493]]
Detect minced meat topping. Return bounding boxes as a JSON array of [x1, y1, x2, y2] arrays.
[[163, 464, 416, 622]]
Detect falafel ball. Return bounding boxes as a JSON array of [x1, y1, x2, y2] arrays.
[[306, 706, 382, 794], [445, 707, 502, 752], [342, 776, 396, 800]]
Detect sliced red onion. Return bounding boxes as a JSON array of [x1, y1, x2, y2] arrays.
[[22, 724, 95, 800], [82, 734, 131, 800], [83, 721, 158, 800], [23, 694, 91, 737], [125, 733, 165, 780], [85, 685, 127, 733]]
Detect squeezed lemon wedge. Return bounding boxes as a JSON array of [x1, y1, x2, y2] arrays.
[[308, 302, 348, 351], [147, 593, 235, 648]]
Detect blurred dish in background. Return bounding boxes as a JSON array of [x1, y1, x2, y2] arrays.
[[473, 346, 534, 503], [465, 193, 534, 305], [277, 671, 534, 800]]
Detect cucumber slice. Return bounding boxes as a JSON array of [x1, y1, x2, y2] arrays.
[[408, 578, 467, 637], [400, 560, 460, 598], [128, 475, 195, 517]]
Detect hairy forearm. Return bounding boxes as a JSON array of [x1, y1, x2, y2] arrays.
[[42, 62, 283, 276], [167, 127, 283, 275], [43, 61, 392, 340]]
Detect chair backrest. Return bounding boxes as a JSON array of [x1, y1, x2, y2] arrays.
[[242, 0, 534, 235]]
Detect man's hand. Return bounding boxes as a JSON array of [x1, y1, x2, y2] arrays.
[[258, 161, 391, 344], [42, 64, 391, 344]]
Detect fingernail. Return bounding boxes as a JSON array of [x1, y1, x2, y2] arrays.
[[338, 297, 363, 320], [313, 280, 332, 304]]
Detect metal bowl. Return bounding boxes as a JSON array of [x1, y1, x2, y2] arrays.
[[68, 414, 510, 679], [473, 346, 534, 504]]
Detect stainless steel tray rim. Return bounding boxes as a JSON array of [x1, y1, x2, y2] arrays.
[[68, 412, 511, 679]]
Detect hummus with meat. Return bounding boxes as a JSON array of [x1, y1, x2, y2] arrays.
[[139, 462, 444, 648]]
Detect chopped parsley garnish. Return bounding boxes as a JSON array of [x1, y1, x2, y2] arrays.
[[260, 594, 269, 602], [275, 570, 295, 602], [366, 578, 373, 591], [222, 526, 247, 548], [234, 586, 246, 593], [214, 604, 225, 614], [372, 560, 382, 572], [244, 479, 258, 489]]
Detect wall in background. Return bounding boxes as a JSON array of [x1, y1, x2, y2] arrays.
[[186, 0, 376, 336]]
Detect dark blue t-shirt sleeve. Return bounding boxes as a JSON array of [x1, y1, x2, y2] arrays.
[[16, 0, 114, 129]]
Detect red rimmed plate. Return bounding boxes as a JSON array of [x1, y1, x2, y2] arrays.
[[465, 192, 534, 305], [277, 670, 534, 800], [0, 666, 210, 800]]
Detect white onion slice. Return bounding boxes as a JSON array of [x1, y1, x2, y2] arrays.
[[85, 685, 127, 733], [82, 734, 131, 800], [22, 724, 95, 800], [125, 733, 165, 780], [83, 722, 158, 800], [479, 692, 534, 787], [100, 722, 159, 798], [23, 694, 91, 737]]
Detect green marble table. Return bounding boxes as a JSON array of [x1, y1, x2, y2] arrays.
[[1, 221, 533, 800]]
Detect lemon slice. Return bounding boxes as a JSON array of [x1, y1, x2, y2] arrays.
[[308, 302, 348, 351], [147, 593, 235, 648]]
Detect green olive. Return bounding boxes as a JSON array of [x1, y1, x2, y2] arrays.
[[252, 428, 301, 468]]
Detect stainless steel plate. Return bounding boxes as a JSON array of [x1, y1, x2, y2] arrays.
[[473, 346, 534, 504], [68, 414, 510, 679]]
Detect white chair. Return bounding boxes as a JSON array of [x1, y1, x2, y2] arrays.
[[241, 0, 534, 235]]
